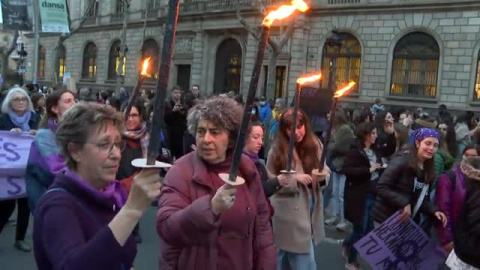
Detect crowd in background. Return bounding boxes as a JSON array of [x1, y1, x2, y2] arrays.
[[1, 82, 480, 269]]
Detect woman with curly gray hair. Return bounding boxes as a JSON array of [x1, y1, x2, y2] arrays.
[[157, 96, 276, 270]]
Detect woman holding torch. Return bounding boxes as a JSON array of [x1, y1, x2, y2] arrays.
[[156, 97, 276, 270], [266, 108, 329, 269]]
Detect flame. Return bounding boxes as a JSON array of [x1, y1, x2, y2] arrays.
[[141, 57, 151, 76], [296, 73, 322, 85], [334, 81, 356, 98], [262, 0, 310, 27]]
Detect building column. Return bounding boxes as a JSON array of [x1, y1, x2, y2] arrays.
[[241, 32, 259, 96], [191, 30, 204, 91]]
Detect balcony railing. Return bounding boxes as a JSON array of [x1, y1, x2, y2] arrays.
[[111, 13, 124, 23], [84, 16, 98, 26], [179, 0, 288, 14], [142, 8, 160, 19]]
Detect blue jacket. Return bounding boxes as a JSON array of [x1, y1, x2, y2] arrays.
[[259, 103, 272, 128], [25, 122, 66, 213]]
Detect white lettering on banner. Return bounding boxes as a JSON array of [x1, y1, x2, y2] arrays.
[[0, 131, 34, 201]]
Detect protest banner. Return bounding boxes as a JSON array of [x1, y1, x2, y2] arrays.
[[0, 131, 34, 201], [354, 211, 447, 270]]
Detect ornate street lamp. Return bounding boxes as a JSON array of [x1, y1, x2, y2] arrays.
[[17, 43, 28, 86]]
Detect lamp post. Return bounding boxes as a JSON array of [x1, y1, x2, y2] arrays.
[[17, 44, 27, 86]]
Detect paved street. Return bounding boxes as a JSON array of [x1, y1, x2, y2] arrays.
[[0, 207, 365, 270]]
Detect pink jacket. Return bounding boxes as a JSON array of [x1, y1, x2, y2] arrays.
[[156, 152, 276, 270]]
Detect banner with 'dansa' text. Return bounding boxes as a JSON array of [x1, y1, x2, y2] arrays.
[[0, 131, 34, 201]]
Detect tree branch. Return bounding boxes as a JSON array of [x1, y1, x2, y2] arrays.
[[236, 9, 260, 40], [236, 9, 282, 52], [5, 31, 19, 57], [61, 0, 96, 41], [278, 21, 294, 48]]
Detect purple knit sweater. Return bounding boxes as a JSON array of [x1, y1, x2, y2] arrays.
[[33, 169, 136, 270]]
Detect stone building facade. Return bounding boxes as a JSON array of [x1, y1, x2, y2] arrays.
[[24, 0, 480, 111]]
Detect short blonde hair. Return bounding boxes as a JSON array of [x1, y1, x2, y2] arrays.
[[56, 102, 124, 170]]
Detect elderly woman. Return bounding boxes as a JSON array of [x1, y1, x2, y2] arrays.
[[25, 89, 75, 213], [0, 87, 41, 252], [33, 103, 161, 269], [157, 97, 276, 270]]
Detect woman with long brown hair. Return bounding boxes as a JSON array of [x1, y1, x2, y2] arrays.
[[266, 108, 329, 269]]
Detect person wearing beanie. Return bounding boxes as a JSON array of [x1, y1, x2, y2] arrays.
[[371, 128, 447, 230]]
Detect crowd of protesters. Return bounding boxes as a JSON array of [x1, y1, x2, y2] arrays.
[[1, 81, 480, 269]]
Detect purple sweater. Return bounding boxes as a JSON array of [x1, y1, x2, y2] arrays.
[[435, 165, 467, 246], [33, 169, 136, 270]]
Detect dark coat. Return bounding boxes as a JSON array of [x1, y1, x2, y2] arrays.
[[342, 140, 383, 225], [453, 157, 480, 268], [371, 152, 439, 224], [0, 111, 40, 131], [157, 152, 276, 270], [375, 131, 396, 158], [329, 124, 354, 172]]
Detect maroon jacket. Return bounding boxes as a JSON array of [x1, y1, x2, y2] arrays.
[[156, 152, 276, 270]]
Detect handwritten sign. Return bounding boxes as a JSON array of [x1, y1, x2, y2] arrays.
[[0, 131, 34, 200], [354, 211, 447, 269]]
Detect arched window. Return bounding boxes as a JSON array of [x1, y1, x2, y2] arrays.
[[38, 45, 46, 78], [214, 38, 242, 94], [321, 33, 361, 94], [390, 32, 439, 97], [108, 40, 126, 80], [82, 42, 97, 79], [141, 39, 159, 79], [57, 45, 66, 79], [475, 51, 480, 100]]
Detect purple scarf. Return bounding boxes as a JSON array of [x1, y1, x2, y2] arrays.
[[64, 169, 126, 209], [243, 150, 260, 164]]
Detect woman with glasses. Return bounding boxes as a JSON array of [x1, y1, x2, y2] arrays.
[[0, 87, 41, 252], [117, 101, 149, 243], [33, 103, 161, 269], [117, 101, 149, 190], [157, 96, 276, 270], [25, 89, 76, 214]]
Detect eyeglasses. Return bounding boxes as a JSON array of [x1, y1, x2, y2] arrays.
[[127, 113, 140, 119], [12, 97, 28, 103], [87, 140, 126, 153]]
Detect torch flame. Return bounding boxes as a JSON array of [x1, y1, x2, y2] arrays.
[[334, 81, 356, 98], [141, 57, 151, 76], [296, 73, 322, 85], [263, 0, 310, 27]]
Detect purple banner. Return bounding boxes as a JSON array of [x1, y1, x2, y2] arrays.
[[0, 131, 34, 200], [354, 211, 447, 269]]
